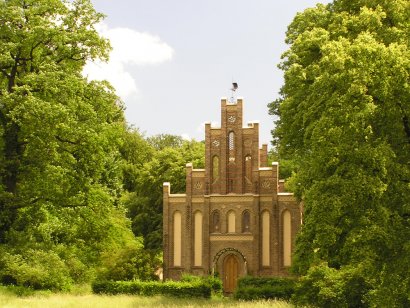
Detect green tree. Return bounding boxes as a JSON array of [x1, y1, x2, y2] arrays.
[[123, 137, 205, 251], [120, 128, 154, 192], [0, 0, 145, 289], [270, 0, 409, 306], [267, 148, 295, 180], [147, 134, 184, 151]]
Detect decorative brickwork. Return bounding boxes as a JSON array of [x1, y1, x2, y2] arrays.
[[163, 98, 302, 290]]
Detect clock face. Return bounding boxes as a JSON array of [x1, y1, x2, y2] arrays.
[[228, 115, 236, 123], [212, 140, 220, 147]]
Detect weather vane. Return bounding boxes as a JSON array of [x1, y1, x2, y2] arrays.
[[230, 82, 238, 103]]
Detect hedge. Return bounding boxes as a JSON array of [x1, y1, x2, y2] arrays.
[[92, 276, 221, 298], [180, 274, 222, 295], [234, 276, 296, 301]]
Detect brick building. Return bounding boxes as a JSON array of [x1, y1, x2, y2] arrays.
[[163, 97, 302, 293]]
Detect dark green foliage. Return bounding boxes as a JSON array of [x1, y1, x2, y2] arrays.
[[91, 279, 213, 298], [180, 274, 223, 295], [96, 242, 160, 282], [270, 0, 410, 306], [205, 276, 223, 295], [122, 136, 205, 251], [292, 263, 370, 308], [120, 128, 154, 192], [0, 0, 144, 291], [234, 276, 296, 301], [0, 249, 72, 291], [268, 149, 296, 180]]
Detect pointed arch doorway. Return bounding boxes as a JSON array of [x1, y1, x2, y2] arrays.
[[223, 254, 239, 293]]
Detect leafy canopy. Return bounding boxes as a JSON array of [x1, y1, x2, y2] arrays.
[[122, 133, 205, 251], [0, 0, 153, 289], [270, 0, 410, 306]]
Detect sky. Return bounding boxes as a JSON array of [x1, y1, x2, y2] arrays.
[[84, 0, 331, 147]]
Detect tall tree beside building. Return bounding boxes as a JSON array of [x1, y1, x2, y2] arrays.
[[123, 135, 205, 251], [0, 0, 145, 289], [269, 0, 409, 306]]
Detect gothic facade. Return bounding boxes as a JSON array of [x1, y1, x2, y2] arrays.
[[163, 98, 302, 293]]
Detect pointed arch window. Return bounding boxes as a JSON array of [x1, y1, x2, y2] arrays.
[[227, 210, 236, 233], [245, 155, 252, 182], [212, 210, 220, 233], [283, 210, 292, 267], [173, 211, 182, 267], [262, 210, 270, 266], [212, 155, 219, 182], [242, 210, 250, 233], [194, 211, 203, 266], [228, 131, 235, 150]]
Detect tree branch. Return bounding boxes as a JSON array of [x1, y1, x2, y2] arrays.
[[55, 135, 79, 145]]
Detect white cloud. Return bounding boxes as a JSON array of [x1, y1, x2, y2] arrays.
[[82, 23, 174, 100], [82, 59, 138, 98], [181, 134, 191, 141]]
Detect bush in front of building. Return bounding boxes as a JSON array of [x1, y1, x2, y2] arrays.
[[180, 274, 223, 295], [206, 276, 223, 295], [91, 279, 214, 298], [234, 276, 296, 301]]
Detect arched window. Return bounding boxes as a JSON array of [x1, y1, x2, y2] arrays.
[[245, 155, 252, 182], [283, 210, 292, 267], [262, 210, 270, 266], [212, 155, 219, 181], [242, 210, 250, 233], [212, 210, 220, 233], [228, 131, 235, 150], [227, 210, 236, 233], [173, 211, 182, 266], [194, 211, 203, 266]]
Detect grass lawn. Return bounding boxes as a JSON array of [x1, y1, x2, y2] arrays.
[[0, 287, 293, 308]]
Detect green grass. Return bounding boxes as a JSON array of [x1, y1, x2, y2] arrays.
[[0, 286, 293, 308]]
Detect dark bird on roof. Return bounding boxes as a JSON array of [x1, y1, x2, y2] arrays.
[[231, 82, 238, 91]]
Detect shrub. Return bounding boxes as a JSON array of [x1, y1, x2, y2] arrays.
[[180, 274, 222, 295], [234, 276, 296, 301], [91, 279, 213, 298], [292, 262, 370, 307], [206, 275, 223, 295], [0, 249, 73, 291], [96, 242, 160, 282], [180, 273, 202, 283]]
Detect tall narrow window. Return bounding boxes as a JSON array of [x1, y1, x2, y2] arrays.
[[262, 211, 270, 266], [212, 156, 219, 182], [245, 155, 252, 182], [212, 210, 220, 233], [228, 131, 235, 150], [194, 211, 203, 266], [283, 210, 292, 267], [227, 211, 236, 233], [242, 210, 250, 233], [228, 179, 234, 193], [173, 211, 182, 267]]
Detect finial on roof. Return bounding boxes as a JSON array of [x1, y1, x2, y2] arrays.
[[230, 82, 238, 103]]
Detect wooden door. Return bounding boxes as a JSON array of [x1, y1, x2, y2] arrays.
[[224, 254, 238, 293]]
